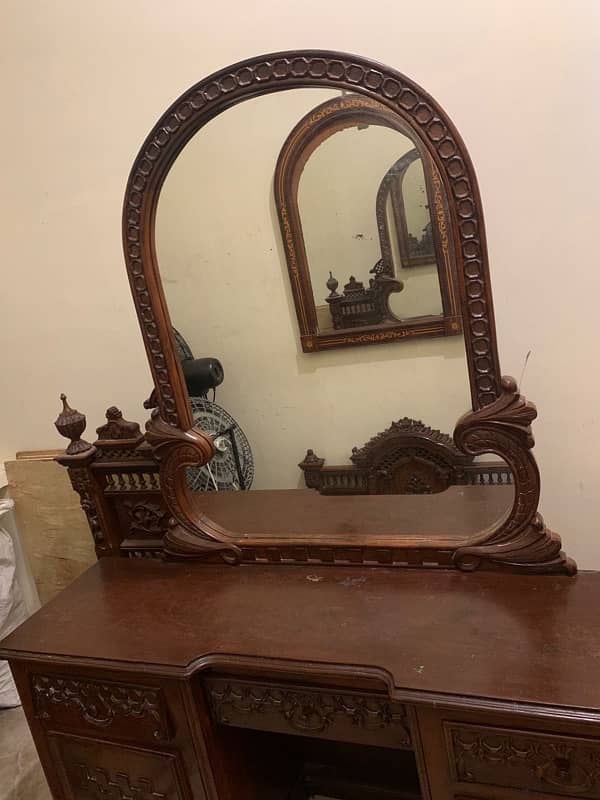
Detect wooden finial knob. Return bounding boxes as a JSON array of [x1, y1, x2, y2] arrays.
[[54, 394, 94, 455]]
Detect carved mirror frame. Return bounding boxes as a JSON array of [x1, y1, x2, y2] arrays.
[[122, 50, 575, 574], [377, 149, 435, 268], [274, 93, 462, 351]]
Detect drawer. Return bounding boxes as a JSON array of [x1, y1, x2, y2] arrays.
[[445, 721, 600, 798], [31, 672, 172, 745], [205, 676, 412, 750]]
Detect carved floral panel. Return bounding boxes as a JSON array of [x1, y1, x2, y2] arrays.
[[446, 721, 600, 798]]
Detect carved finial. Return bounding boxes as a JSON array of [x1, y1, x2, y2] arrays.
[[54, 394, 94, 455], [298, 449, 325, 469], [96, 406, 142, 441]]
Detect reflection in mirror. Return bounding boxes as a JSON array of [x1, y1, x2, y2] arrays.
[[273, 93, 462, 347], [155, 88, 513, 541], [298, 122, 444, 331]]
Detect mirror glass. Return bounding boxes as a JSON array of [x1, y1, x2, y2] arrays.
[[155, 88, 513, 541], [298, 122, 443, 331]]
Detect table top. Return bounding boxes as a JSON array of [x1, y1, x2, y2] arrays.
[[2, 558, 598, 714], [190, 485, 513, 540]]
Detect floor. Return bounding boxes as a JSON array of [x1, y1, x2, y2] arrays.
[[0, 705, 51, 800]]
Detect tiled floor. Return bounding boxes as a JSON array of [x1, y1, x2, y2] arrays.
[[0, 705, 51, 800]]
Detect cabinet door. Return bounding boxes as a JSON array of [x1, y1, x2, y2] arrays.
[[9, 661, 213, 800], [48, 732, 190, 800]]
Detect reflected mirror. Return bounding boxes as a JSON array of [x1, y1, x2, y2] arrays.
[[155, 87, 513, 544], [273, 94, 461, 350]]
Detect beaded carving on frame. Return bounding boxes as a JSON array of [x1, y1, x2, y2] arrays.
[[122, 51, 575, 574]]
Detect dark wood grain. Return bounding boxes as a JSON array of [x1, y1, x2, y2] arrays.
[[1, 559, 597, 712], [188, 485, 512, 539]]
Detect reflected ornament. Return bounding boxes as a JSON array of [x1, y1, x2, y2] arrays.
[[326, 271, 339, 298]]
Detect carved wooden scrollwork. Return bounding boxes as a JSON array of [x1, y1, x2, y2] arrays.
[[299, 416, 512, 496], [206, 678, 411, 749], [453, 376, 575, 574], [447, 721, 600, 797], [32, 674, 170, 741], [144, 412, 242, 563], [118, 50, 575, 574]]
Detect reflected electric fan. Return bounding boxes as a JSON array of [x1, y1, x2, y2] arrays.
[[186, 397, 254, 492], [169, 329, 254, 492]]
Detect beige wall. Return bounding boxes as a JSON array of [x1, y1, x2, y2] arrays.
[[1, 1, 599, 561]]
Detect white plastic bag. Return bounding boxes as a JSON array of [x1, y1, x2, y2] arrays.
[[0, 498, 29, 707]]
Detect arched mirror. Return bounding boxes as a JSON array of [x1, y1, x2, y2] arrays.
[[123, 51, 573, 574], [273, 94, 461, 350]]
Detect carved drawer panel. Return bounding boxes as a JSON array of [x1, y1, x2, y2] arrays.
[[445, 721, 600, 798], [32, 673, 171, 744], [48, 733, 191, 800], [205, 677, 411, 749]]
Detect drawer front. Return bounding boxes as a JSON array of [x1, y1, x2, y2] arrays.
[[32, 673, 171, 745], [446, 721, 600, 798], [205, 676, 411, 749], [48, 732, 189, 799]]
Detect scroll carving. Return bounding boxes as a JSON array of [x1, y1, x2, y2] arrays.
[[453, 376, 575, 574], [299, 417, 511, 496], [126, 501, 169, 538], [208, 680, 411, 747], [145, 412, 242, 564], [448, 722, 600, 797], [32, 674, 169, 740]]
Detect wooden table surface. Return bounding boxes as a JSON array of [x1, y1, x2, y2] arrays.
[[190, 485, 514, 539], [2, 559, 598, 714]]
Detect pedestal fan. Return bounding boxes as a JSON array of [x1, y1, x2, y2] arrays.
[[172, 329, 254, 492]]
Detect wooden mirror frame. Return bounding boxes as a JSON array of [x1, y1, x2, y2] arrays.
[[122, 50, 575, 574], [274, 94, 462, 351], [377, 149, 436, 269]]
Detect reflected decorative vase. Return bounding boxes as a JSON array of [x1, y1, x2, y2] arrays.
[[54, 394, 93, 455], [326, 271, 339, 298]]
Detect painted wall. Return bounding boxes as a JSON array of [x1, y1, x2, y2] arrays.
[[1, 0, 598, 561]]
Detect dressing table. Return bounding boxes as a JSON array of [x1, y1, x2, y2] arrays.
[[1, 50, 594, 800]]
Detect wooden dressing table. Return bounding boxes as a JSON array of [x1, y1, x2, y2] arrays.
[[3, 561, 600, 800], [1, 50, 587, 799]]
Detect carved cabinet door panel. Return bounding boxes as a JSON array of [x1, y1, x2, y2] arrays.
[[48, 733, 190, 799], [9, 662, 212, 800]]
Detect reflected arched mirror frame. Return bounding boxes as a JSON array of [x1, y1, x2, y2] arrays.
[[274, 93, 462, 352], [377, 149, 439, 270], [122, 50, 574, 575]]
